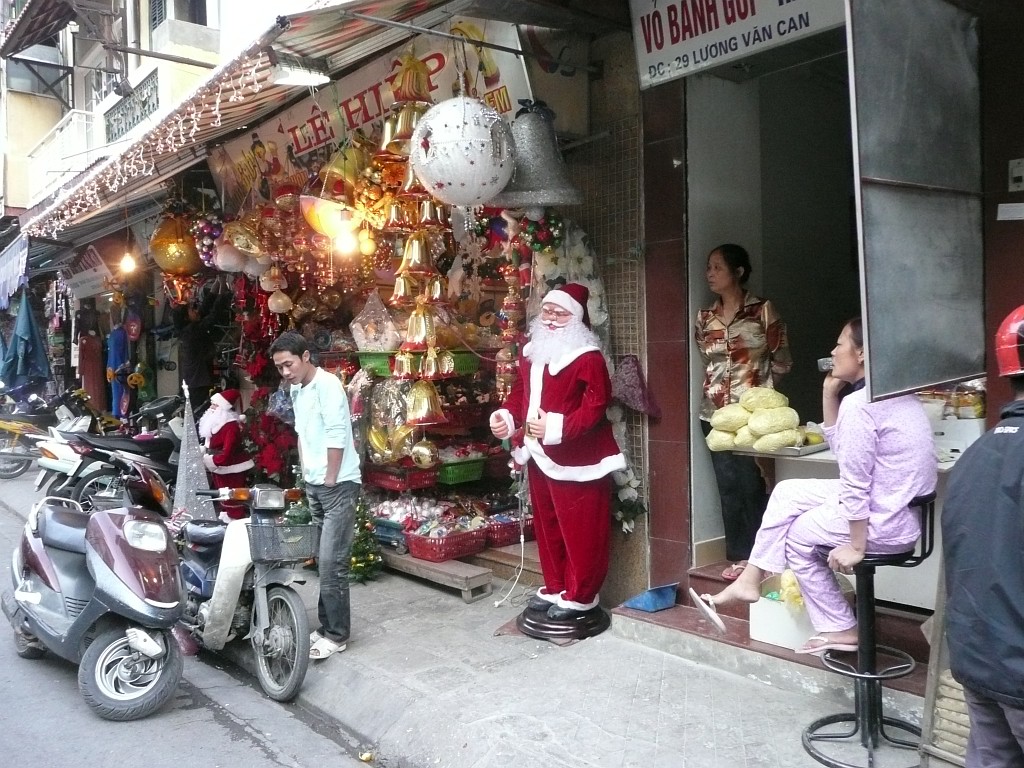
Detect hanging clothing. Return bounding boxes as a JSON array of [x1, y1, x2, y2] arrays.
[[107, 325, 130, 418]]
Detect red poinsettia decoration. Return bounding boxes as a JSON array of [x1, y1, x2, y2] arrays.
[[241, 387, 297, 483]]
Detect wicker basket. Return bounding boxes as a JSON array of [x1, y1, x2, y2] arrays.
[[364, 466, 438, 492], [405, 527, 489, 562], [437, 458, 485, 485], [247, 520, 321, 564], [487, 516, 534, 548]]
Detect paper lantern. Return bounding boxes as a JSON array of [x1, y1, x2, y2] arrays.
[[409, 96, 514, 207], [150, 214, 204, 275], [267, 289, 293, 314]]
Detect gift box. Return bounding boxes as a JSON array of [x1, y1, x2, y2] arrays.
[[748, 575, 815, 651]]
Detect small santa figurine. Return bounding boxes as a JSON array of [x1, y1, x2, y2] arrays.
[[199, 389, 255, 520], [489, 283, 626, 623]]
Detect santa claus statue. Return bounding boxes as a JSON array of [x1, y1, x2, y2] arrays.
[[199, 389, 255, 520], [490, 283, 626, 627]]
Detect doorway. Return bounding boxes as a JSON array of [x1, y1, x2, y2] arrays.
[[685, 29, 859, 563]]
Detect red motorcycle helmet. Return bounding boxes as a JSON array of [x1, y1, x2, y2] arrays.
[[995, 305, 1024, 377]]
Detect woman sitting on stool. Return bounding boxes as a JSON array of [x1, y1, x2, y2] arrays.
[[690, 318, 936, 654]]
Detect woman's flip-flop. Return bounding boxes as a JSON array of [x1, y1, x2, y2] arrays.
[[721, 561, 748, 581], [795, 635, 858, 655], [309, 636, 346, 660], [688, 587, 727, 635]]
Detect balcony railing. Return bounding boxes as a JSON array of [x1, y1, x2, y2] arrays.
[[27, 109, 101, 206]]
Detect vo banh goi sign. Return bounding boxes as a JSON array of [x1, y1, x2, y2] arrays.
[[207, 17, 531, 213], [629, 0, 846, 89]]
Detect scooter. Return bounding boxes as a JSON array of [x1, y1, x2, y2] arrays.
[[177, 485, 313, 702], [1, 453, 184, 721], [0, 388, 99, 479]]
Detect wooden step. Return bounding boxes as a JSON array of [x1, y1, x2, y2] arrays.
[[465, 540, 543, 585], [687, 560, 932, 662], [381, 550, 493, 603]]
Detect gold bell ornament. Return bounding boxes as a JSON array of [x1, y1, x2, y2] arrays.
[[416, 198, 445, 229], [395, 230, 438, 277], [400, 302, 436, 352], [437, 349, 457, 378], [366, 425, 393, 464], [381, 200, 411, 234], [423, 274, 447, 305], [375, 111, 402, 161], [389, 423, 416, 457], [388, 100, 432, 157], [389, 273, 419, 307], [410, 438, 439, 469], [419, 345, 443, 381], [398, 162, 429, 200], [391, 350, 419, 380], [404, 380, 448, 426]]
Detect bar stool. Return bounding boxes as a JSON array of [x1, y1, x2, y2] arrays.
[[802, 491, 937, 768]]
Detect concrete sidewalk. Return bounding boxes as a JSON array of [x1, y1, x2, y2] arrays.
[[0, 478, 925, 767], [228, 568, 925, 768]]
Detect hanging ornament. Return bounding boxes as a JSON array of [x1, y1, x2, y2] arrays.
[[395, 230, 438, 277], [400, 301, 436, 352], [242, 255, 270, 278], [151, 213, 204, 275], [259, 265, 288, 292], [267, 289, 293, 314], [410, 438, 439, 468], [409, 96, 514, 207], [191, 212, 224, 267], [221, 220, 263, 257], [213, 241, 247, 272], [404, 380, 448, 426]]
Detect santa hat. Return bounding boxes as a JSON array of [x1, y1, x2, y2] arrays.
[[543, 283, 591, 328], [211, 389, 241, 411]]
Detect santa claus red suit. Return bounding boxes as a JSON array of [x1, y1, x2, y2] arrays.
[[199, 389, 255, 520], [491, 283, 626, 619]]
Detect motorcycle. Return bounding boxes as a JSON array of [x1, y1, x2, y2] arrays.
[[34, 395, 184, 503], [177, 485, 313, 702], [0, 388, 100, 479], [0, 453, 185, 721]]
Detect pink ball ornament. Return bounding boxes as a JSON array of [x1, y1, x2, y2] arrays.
[[409, 96, 514, 207]]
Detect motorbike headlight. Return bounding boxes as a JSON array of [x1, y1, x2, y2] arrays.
[[252, 487, 285, 510], [123, 520, 168, 552]]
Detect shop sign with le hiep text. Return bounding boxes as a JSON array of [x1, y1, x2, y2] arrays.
[[629, 0, 846, 89], [207, 17, 531, 213]]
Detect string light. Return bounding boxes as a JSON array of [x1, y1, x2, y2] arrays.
[[25, 53, 268, 238]]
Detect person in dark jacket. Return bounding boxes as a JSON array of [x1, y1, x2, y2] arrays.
[[942, 304, 1024, 767], [174, 286, 231, 406]]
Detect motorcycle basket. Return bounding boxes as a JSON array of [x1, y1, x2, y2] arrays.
[[247, 518, 320, 564]]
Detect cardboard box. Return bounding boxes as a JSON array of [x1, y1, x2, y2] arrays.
[[748, 575, 815, 651]]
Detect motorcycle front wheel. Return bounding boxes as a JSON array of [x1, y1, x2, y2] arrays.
[[252, 586, 309, 702], [0, 436, 33, 479], [78, 627, 183, 721]]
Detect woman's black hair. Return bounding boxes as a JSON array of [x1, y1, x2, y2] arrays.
[[845, 317, 863, 349], [709, 243, 752, 285], [268, 331, 309, 357]]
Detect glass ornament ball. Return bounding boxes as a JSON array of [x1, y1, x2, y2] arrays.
[[150, 214, 204, 275], [409, 96, 514, 207]]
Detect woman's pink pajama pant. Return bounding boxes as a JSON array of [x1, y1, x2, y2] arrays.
[[747, 479, 916, 634]]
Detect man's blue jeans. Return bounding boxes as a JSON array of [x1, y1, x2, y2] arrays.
[[306, 481, 360, 643]]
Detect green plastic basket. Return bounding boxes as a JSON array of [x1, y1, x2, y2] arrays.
[[437, 458, 485, 485], [357, 352, 395, 376]]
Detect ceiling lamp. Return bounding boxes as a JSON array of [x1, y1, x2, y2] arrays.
[[266, 48, 330, 87]]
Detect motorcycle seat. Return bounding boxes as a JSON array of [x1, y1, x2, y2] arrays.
[[37, 506, 89, 554], [183, 520, 228, 546], [78, 434, 175, 462]]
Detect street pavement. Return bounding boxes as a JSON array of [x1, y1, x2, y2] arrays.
[[0, 473, 928, 767]]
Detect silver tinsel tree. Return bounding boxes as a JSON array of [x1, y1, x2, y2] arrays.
[[172, 382, 214, 521]]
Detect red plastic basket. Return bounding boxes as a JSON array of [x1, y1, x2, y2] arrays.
[[364, 466, 438, 492], [487, 516, 534, 548], [404, 527, 489, 562]]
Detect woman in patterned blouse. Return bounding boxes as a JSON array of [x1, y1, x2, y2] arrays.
[[695, 244, 792, 580]]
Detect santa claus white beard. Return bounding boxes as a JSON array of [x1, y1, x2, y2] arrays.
[[526, 315, 600, 367], [198, 406, 237, 441]]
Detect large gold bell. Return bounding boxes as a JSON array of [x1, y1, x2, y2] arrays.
[[389, 273, 419, 307], [405, 380, 448, 426], [400, 302, 436, 352], [389, 423, 416, 457], [388, 101, 431, 157], [391, 350, 419, 380], [375, 111, 402, 161], [395, 230, 438, 277]]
